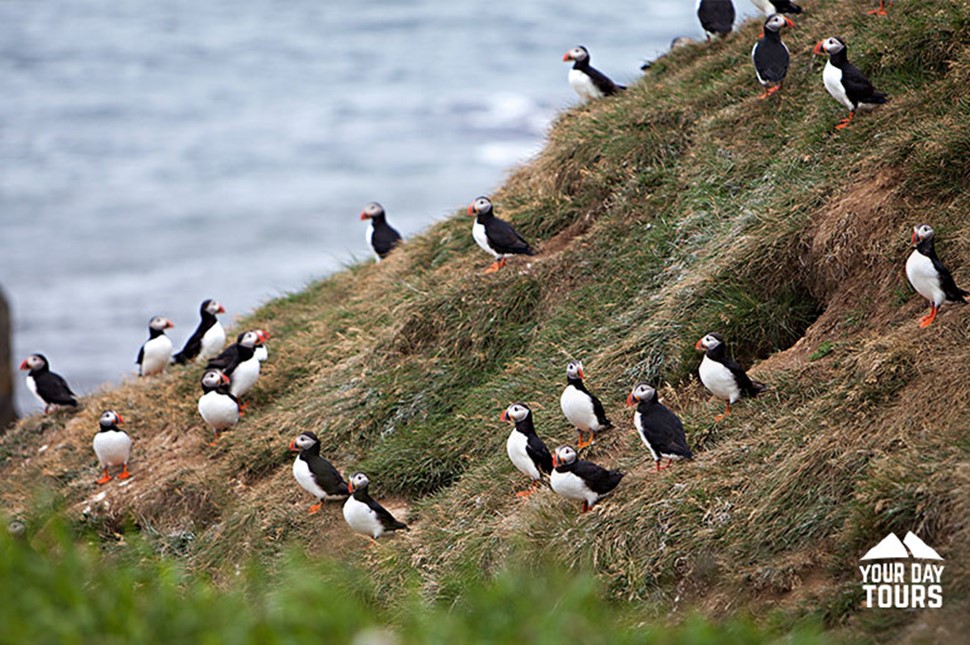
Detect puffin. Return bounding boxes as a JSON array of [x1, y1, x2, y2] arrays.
[[197, 370, 239, 444], [549, 445, 624, 513], [227, 329, 270, 399], [468, 196, 535, 273], [343, 472, 409, 540], [559, 360, 612, 450], [562, 46, 625, 102], [500, 402, 553, 498], [750, 0, 802, 15], [206, 330, 264, 379], [172, 299, 226, 364], [868, 1, 890, 16], [360, 202, 403, 260], [696, 0, 736, 41], [814, 37, 888, 130], [19, 354, 77, 413], [696, 333, 766, 421], [92, 410, 132, 484], [906, 224, 968, 328], [289, 431, 349, 514], [626, 383, 692, 471], [752, 14, 793, 99], [136, 316, 174, 376]]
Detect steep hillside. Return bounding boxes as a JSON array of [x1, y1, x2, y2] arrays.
[[3, 1, 969, 640]]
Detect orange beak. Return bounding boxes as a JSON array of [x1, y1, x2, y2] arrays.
[[578, 368, 585, 380], [813, 40, 825, 56], [552, 454, 559, 468], [289, 439, 298, 452], [347, 482, 354, 494], [626, 392, 635, 407], [18, 359, 28, 370], [220, 373, 231, 386], [467, 203, 475, 216], [165, 320, 175, 329], [695, 338, 704, 350], [216, 305, 226, 314], [911, 230, 918, 245], [784, 17, 794, 27], [562, 52, 571, 62], [115, 413, 125, 424], [499, 410, 509, 422], [360, 212, 368, 220]]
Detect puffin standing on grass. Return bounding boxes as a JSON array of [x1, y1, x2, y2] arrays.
[[197, 370, 239, 444], [906, 224, 968, 328], [206, 330, 263, 384], [173, 299, 226, 364], [696, 0, 736, 41], [92, 410, 132, 485], [227, 330, 270, 399], [500, 403, 553, 498], [751, 0, 801, 15], [814, 37, 888, 130], [19, 354, 78, 413], [562, 46, 625, 102], [343, 473, 409, 540], [752, 14, 793, 99], [136, 316, 174, 376], [560, 360, 612, 450], [289, 431, 349, 514], [360, 202, 403, 260], [627, 383, 692, 472], [696, 333, 766, 421], [550, 446, 624, 513], [468, 196, 535, 274]]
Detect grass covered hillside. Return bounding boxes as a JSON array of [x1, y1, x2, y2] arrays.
[[3, 0, 969, 640]]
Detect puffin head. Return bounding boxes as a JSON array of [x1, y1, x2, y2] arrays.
[[19, 354, 47, 371], [99, 410, 124, 428], [289, 431, 319, 452], [237, 330, 261, 348], [201, 369, 230, 390], [149, 316, 174, 332], [348, 472, 370, 494], [552, 445, 577, 469], [626, 382, 656, 407], [203, 299, 226, 315], [467, 196, 492, 217], [813, 36, 845, 56], [764, 14, 793, 32], [912, 224, 934, 246], [565, 360, 584, 381], [360, 202, 385, 221], [499, 402, 531, 423], [563, 46, 589, 63], [695, 332, 724, 352], [253, 329, 271, 345]]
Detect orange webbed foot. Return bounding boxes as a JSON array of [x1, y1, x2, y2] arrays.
[[515, 489, 535, 498], [483, 261, 502, 274], [96, 471, 111, 485], [308, 502, 322, 515], [117, 466, 131, 480]]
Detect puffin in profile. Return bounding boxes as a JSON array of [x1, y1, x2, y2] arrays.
[[343, 473, 409, 540], [360, 202, 403, 260], [906, 224, 968, 328], [227, 329, 270, 399], [696, 0, 736, 41], [696, 333, 766, 421], [206, 330, 264, 380], [814, 37, 888, 130], [289, 431, 349, 514], [752, 14, 793, 99], [750, 0, 801, 15], [197, 370, 239, 444], [500, 403, 553, 498], [560, 360, 612, 450], [468, 196, 535, 273], [550, 446, 624, 513], [93, 410, 132, 485], [172, 299, 226, 364], [136, 316, 174, 376], [19, 354, 77, 413], [562, 46, 625, 102], [868, 1, 890, 16], [627, 384, 692, 472]]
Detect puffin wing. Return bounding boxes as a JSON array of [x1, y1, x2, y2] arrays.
[[722, 357, 766, 397], [589, 392, 612, 429], [573, 460, 624, 495], [135, 344, 145, 368], [842, 63, 886, 105], [931, 255, 970, 302], [644, 405, 692, 458], [485, 218, 535, 256], [525, 434, 554, 475], [372, 223, 403, 257], [309, 455, 349, 496], [586, 66, 625, 96], [364, 495, 408, 531], [173, 323, 206, 364], [752, 39, 789, 84], [206, 344, 240, 372], [37, 372, 77, 405]]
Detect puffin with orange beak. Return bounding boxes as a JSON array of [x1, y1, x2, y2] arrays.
[[289, 431, 349, 514], [697, 0, 735, 41], [559, 360, 612, 450], [906, 224, 968, 328], [93, 410, 132, 485], [360, 201, 403, 260], [752, 14, 793, 99], [562, 46, 625, 102], [20, 353, 77, 413], [696, 333, 766, 421], [136, 316, 175, 376], [173, 299, 226, 364], [468, 196, 535, 273], [227, 329, 271, 399], [627, 383, 692, 472], [501, 403, 553, 498], [197, 369, 239, 444], [814, 36, 887, 130], [550, 446, 623, 513], [343, 473, 409, 540]]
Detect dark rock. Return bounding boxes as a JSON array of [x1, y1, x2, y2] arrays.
[[0, 287, 15, 432]]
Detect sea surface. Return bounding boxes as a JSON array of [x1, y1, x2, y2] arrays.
[[1, 0, 758, 413]]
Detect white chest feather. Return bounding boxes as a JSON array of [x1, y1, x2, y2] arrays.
[[550, 469, 597, 504], [633, 411, 659, 461], [506, 430, 541, 481], [198, 391, 239, 431], [93, 430, 132, 467], [293, 457, 327, 499], [750, 0, 773, 15], [906, 250, 944, 305], [343, 496, 384, 539], [560, 385, 601, 431], [254, 345, 268, 362], [25, 375, 44, 405], [472, 221, 498, 258], [200, 323, 226, 361], [366, 222, 379, 260], [140, 335, 173, 376], [823, 62, 853, 111], [229, 357, 261, 398], [568, 69, 604, 102], [699, 355, 741, 403]]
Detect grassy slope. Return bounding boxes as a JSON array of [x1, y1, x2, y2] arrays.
[[3, 0, 969, 639]]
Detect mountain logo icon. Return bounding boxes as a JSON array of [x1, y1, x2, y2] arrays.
[[861, 531, 944, 561]]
